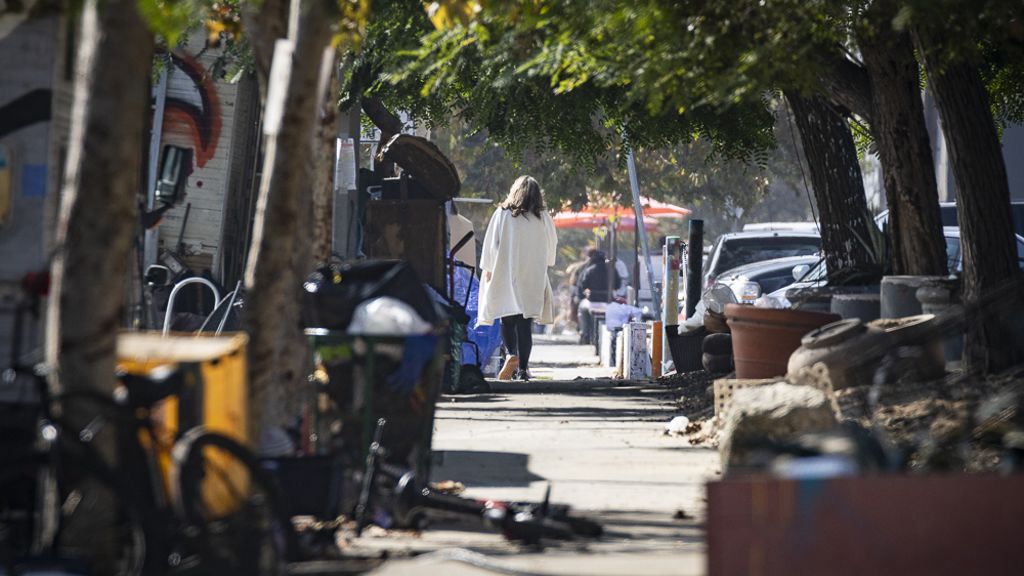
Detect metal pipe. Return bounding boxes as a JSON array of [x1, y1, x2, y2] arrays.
[[195, 280, 241, 335], [626, 151, 660, 314], [144, 63, 169, 270], [214, 281, 242, 335], [662, 236, 681, 327], [685, 220, 704, 319], [162, 277, 221, 336]]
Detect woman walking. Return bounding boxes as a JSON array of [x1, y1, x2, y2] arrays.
[[477, 175, 558, 381]]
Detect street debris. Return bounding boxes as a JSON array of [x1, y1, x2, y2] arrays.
[[430, 480, 466, 495], [673, 509, 693, 520], [664, 416, 690, 436], [658, 369, 716, 418], [837, 367, 1024, 473]]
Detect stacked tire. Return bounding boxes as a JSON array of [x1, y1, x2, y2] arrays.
[[702, 333, 734, 374]]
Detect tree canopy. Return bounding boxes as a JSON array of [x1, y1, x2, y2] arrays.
[[346, 0, 779, 185]]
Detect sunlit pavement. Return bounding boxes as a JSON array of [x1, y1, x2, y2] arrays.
[[356, 334, 720, 576]]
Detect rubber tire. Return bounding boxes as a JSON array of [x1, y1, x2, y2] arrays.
[[170, 428, 296, 574], [702, 352, 734, 374], [702, 333, 733, 356], [0, 446, 152, 576]]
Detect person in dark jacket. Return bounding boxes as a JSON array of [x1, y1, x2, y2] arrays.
[[576, 251, 619, 344]]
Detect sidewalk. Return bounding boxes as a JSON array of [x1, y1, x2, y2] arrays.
[[352, 335, 720, 576]]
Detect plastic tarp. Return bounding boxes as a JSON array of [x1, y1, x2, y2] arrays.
[[454, 267, 502, 372]]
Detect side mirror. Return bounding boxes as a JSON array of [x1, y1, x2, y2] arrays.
[[792, 264, 811, 281], [144, 264, 172, 287], [154, 145, 190, 206]]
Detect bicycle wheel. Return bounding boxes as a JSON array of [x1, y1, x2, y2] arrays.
[[0, 447, 150, 576], [170, 428, 294, 576]]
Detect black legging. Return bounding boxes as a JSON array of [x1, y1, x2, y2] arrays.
[[500, 314, 534, 370]]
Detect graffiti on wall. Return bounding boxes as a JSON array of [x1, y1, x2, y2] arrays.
[[163, 54, 222, 170]]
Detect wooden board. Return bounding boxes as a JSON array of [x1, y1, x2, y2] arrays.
[[708, 475, 1024, 576], [364, 200, 446, 291]]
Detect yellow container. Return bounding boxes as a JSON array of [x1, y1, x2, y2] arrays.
[[117, 331, 250, 517]]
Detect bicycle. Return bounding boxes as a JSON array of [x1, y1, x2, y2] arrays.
[[1, 274, 295, 575], [354, 419, 603, 547]]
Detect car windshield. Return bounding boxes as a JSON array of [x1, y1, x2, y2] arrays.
[[716, 237, 821, 274], [798, 233, 964, 282]]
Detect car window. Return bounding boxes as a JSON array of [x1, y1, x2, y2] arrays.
[[1012, 205, 1024, 238], [703, 238, 721, 276], [939, 206, 958, 227], [755, 271, 803, 294], [715, 237, 821, 274], [799, 259, 827, 284], [945, 236, 961, 272]]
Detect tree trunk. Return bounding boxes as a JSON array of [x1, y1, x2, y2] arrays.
[[859, 19, 948, 276], [244, 1, 332, 441], [362, 96, 404, 143], [312, 57, 340, 264], [240, 0, 289, 99], [45, 0, 153, 422], [784, 92, 877, 279], [915, 31, 1024, 374], [43, 0, 152, 567], [819, 52, 875, 123], [363, 96, 407, 178]]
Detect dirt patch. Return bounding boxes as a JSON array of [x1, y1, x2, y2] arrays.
[[657, 370, 716, 422], [836, 367, 1024, 473]]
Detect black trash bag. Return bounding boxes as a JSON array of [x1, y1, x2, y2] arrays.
[[301, 260, 442, 330]]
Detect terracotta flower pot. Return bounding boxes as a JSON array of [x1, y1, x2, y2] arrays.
[[724, 304, 841, 379]]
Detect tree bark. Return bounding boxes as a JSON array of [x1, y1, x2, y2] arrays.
[[362, 96, 404, 142], [43, 0, 152, 567], [45, 0, 153, 421], [915, 30, 1024, 374], [819, 52, 876, 124], [312, 57, 340, 264], [784, 92, 877, 279], [859, 18, 948, 276], [240, 0, 289, 98], [362, 96, 402, 177], [244, 1, 332, 440]]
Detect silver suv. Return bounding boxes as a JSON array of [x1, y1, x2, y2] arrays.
[[702, 230, 821, 290]]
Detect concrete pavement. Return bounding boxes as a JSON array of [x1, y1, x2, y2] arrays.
[[356, 334, 719, 575]]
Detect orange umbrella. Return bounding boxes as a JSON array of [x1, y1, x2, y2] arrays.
[[585, 196, 691, 219], [552, 211, 659, 231]]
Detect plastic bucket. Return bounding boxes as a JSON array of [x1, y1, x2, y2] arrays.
[[666, 326, 707, 373]]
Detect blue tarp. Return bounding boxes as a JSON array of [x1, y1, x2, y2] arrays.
[[452, 267, 502, 372]]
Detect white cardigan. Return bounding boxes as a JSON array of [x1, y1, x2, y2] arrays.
[[476, 208, 558, 326]]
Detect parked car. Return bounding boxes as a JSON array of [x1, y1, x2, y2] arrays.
[[742, 222, 820, 233], [702, 231, 822, 290], [771, 227, 1024, 300], [875, 201, 1024, 237], [713, 255, 821, 304]]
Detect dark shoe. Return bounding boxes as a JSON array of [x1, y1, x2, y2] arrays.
[[513, 368, 531, 381]]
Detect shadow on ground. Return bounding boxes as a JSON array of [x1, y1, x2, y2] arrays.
[[432, 450, 546, 487]]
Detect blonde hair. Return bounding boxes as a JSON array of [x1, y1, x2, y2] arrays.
[[500, 175, 545, 218]]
